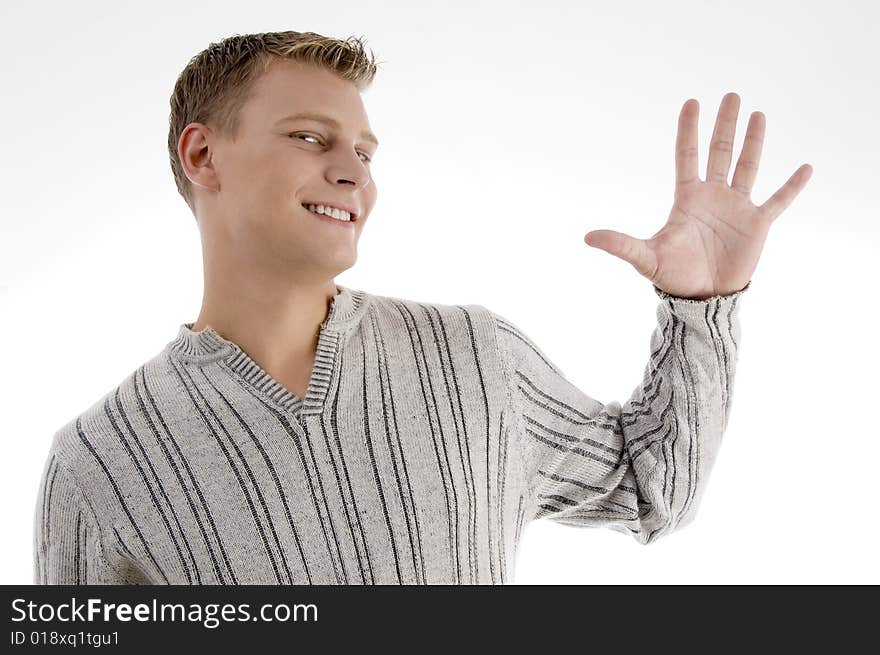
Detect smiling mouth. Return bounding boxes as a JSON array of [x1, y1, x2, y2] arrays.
[[301, 203, 358, 223]]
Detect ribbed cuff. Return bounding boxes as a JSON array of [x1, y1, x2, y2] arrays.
[[653, 280, 751, 303]]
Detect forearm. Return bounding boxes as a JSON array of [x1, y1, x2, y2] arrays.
[[619, 282, 748, 542]]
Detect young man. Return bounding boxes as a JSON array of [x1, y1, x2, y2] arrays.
[[33, 31, 811, 585]]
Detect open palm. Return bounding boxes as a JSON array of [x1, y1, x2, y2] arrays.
[[585, 92, 813, 300]]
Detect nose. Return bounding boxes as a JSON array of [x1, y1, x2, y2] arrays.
[[325, 151, 371, 190]]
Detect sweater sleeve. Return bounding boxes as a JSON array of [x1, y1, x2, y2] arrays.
[[491, 281, 749, 545], [33, 452, 112, 584]]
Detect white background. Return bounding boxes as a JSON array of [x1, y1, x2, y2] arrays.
[[2, 0, 877, 584]]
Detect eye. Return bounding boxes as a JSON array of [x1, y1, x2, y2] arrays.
[[291, 133, 322, 144], [291, 133, 372, 164]]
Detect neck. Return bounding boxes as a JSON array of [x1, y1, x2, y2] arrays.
[[190, 270, 340, 382]]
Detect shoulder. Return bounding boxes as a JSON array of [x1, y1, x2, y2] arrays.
[[355, 290, 501, 362], [362, 290, 497, 337], [45, 348, 184, 478]]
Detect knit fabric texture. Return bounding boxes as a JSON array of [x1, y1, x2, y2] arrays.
[[33, 281, 749, 584]]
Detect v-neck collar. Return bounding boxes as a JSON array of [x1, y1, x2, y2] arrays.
[[167, 283, 369, 418]]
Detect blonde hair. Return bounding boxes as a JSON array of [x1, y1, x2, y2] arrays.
[[167, 30, 380, 216]]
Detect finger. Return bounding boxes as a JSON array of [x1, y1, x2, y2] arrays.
[[757, 164, 814, 223], [731, 111, 766, 197], [706, 92, 741, 184], [675, 99, 700, 187], [585, 230, 657, 281]]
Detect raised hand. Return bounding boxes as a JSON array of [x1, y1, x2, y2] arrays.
[[584, 92, 813, 300]]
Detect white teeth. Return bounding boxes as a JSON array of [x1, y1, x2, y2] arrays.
[[305, 203, 351, 221]]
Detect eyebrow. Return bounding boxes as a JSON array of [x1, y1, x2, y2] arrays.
[[275, 112, 379, 147]]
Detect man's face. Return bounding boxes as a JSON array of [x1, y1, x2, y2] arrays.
[[192, 58, 378, 281]]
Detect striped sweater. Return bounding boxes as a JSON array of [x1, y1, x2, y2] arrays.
[[33, 281, 748, 584]]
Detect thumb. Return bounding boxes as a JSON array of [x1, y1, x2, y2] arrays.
[[584, 229, 657, 280]]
